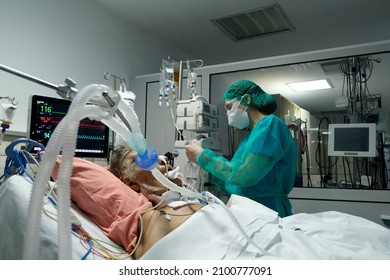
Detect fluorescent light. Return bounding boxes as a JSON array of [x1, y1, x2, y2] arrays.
[[287, 79, 333, 92]]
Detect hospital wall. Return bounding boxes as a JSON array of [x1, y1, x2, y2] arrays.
[[0, 0, 192, 169], [130, 40, 390, 227]]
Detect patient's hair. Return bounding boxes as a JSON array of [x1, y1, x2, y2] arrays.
[[109, 145, 138, 182]]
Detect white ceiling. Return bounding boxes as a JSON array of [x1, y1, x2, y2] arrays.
[[91, 0, 390, 114]]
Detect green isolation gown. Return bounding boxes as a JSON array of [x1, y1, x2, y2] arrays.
[[197, 114, 297, 217]]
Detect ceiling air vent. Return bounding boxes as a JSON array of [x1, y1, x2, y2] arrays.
[[320, 60, 344, 73], [211, 4, 294, 41]]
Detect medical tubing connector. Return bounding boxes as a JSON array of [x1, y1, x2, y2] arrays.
[[102, 98, 158, 170], [135, 147, 159, 170], [23, 84, 114, 260], [151, 168, 204, 200], [115, 98, 158, 170]]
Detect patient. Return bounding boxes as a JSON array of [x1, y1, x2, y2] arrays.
[[107, 145, 203, 259], [51, 146, 202, 260]]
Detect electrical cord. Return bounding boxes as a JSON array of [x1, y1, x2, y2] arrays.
[[81, 239, 93, 260], [315, 117, 338, 187]]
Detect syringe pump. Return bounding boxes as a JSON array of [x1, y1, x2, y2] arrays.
[[176, 99, 219, 118], [176, 98, 219, 133]]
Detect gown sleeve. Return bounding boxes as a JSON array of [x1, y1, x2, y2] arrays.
[[197, 149, 275, 187], [197, 116, 289, 188]]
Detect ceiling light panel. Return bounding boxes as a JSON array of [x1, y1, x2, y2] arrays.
[[211, 4, 294, 41], [287, 79, 334, 92]]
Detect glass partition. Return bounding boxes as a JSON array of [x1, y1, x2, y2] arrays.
[[210, 51, 390, 190]]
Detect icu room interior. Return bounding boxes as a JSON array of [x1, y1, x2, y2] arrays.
[[0, 0, 389, 261]]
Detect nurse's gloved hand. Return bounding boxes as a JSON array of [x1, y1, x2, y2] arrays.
[[185, 142, 203, 162]]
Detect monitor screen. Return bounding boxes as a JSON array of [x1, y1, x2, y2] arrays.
[[327, 123, 377, 157], [28, 95, 110, 158]]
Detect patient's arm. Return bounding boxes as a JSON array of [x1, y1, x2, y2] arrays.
[[134, 203, 202, 259]]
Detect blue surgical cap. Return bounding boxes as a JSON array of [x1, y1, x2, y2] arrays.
[[223, 80, 277, 114]]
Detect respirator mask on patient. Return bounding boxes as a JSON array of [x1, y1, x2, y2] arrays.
[[227, 100, 250, 129]]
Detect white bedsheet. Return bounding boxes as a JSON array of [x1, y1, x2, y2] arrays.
[[0, 175, 127, 260], [141, 194, 390, 260]]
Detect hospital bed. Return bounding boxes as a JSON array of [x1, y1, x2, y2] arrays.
[[0, 158, 389, 260], [0, 174, 130, 260]]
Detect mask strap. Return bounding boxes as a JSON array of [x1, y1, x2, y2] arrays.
[[228, 95, 250, 110], [241, 94, 251, 106]]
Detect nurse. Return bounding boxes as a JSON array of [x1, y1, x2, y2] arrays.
[[185, 80, 297, 217]]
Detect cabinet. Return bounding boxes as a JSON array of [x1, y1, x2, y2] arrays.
[[290, 187, 390, 227]]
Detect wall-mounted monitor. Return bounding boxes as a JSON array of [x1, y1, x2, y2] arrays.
[[28, 95, 110, 158], [327, 123, 377, 157]]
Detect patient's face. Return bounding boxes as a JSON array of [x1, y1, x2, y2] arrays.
[[122, 151, 171, 186], [122, 150, 171, 197], [124, 151, 169, 177]]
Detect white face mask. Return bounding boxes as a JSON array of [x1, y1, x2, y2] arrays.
[[227, 102, 250, 129]]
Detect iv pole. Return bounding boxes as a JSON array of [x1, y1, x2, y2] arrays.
[[0, 63, 133, 135], [0, 64, 79, 99]]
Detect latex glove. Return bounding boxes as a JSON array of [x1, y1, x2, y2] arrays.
[[185, 142, 203, 162]]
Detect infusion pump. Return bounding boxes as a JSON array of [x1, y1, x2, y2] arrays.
[[175, 98, 219, 132], [176, 98, 218, 118]]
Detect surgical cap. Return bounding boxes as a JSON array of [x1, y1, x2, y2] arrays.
[[223, 80, 277, 114]]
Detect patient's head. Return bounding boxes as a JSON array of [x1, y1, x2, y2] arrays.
[[109, 145, 138, 183], [109, 145, 170, 197]]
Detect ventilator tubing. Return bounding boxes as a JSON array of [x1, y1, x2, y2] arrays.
[[23, 83, 159, 259], [23, 84, 114, 260], [116, 97, 147, 156], [151, 168, 204, 200]]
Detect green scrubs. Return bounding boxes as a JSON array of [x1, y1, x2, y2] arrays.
[[197, 114, 297, 217]]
